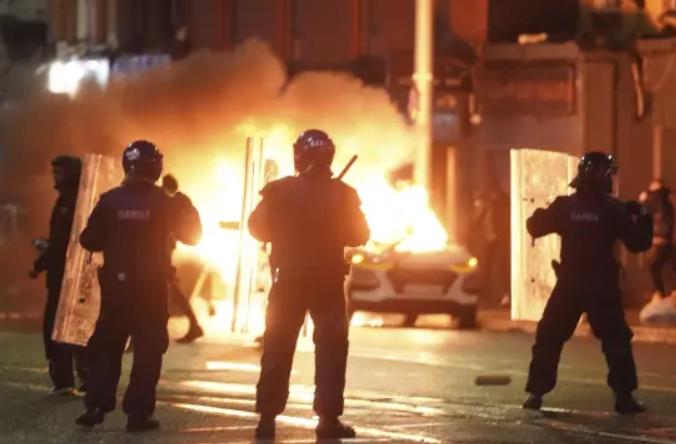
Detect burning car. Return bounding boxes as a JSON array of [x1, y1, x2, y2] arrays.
[[345, 244, 481, 329]]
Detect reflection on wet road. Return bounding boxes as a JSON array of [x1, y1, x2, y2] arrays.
[[2, 324, 676, 442]]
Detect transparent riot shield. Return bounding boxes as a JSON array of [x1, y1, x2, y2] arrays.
[[230, 138, 264, 334], [52, 154, 122, 345], [510, 149, 576, 321]]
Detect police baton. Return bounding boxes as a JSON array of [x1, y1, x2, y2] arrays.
[[336, 155, 358, 180]]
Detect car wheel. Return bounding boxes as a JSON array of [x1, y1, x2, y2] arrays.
[[455, 305, 478, 330], [402, 313, 418, 327]]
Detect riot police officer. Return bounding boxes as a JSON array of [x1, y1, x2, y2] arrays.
[[30, 155, 88, 394], [75, 141, 202, 431], [523, 152, 653, 415], [249, 129, 370, 440]]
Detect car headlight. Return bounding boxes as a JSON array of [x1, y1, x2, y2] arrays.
[[350, 253, 394, 271], [450, 257, 479, 274]]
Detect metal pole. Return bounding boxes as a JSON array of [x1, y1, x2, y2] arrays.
[[414, 0, 433, 190], [76, 0, 88, 42]]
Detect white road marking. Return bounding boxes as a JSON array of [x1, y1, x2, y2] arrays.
[[205, 361, 261, 373], [171, 402, 442, 443]]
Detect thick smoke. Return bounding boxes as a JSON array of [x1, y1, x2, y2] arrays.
[[2, 38, 415, 292], [3, 39, 413, 192], [0, 39, 416, 309]]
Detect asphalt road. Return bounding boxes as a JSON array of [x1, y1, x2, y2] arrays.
[[1, 315, 676, 443]]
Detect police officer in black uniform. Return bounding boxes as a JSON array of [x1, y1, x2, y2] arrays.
[[249, 130, 370, 440], [30, 155, 88, 394], [75, 141, 202, 431], [522, 152, 653, 415]]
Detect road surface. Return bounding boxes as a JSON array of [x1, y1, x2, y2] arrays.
[[1, 316, 676, 443]]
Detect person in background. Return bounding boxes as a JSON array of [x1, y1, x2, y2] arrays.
[[639, 179, 675, 301], [30, 155, 88, 395], [470, 175, 510, 309], [161, 174, 204, 343]]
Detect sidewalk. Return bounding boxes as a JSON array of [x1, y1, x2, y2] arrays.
[[479, 308, 676, 344]]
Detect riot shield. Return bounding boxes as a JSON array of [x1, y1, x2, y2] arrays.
[[232, 138, 268, 335], [52, 154, 122, 346], [510, 149, 576, 321]]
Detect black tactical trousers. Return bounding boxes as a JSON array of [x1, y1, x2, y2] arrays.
[[256, 271, 349, 417], [526, 279, 637, 396], [43, 288, 87, 389], [85, 282, 168, 418]]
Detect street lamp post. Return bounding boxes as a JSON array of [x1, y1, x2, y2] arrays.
[[414, 0, 434, 190]]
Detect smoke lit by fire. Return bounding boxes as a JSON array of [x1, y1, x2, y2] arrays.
[[3, 40, 450, 335]]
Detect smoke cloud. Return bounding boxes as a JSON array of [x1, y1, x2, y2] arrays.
[[1, 39, 416, 295], [0, 39, 418, 309], [3, 39, 414, 193]]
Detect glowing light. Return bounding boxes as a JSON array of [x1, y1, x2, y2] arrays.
[[350, 312, 385, 328], [47, 59, 109, 97], [176, 160, 449, 339], [468, 257, 478, 268], [359, 178, 448, 253]]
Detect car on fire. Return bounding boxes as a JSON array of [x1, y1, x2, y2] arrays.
[[345, 244, 481, 328]]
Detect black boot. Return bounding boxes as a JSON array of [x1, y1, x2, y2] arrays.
[[50, 386, 76, 396], [522, 393, 543, 411], [75, 409, 105, 427], [615, 393, 646, 415], [127, 416, 160, 432], [176, 324, 204, 344], [316, 417, 357, 439], [255, 415, 276, 439]]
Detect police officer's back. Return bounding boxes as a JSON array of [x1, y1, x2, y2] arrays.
[[523, 152, 653, 415], [76, 141, 202, 432], [249, 167, 369, 277], [249, 130, 369, 440]]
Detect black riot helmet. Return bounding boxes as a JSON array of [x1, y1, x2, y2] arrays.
[[122, 140, 163, 183], [571, 151, 617, 195], [51, 155, 82, 193], [293, 129, 335, 174]]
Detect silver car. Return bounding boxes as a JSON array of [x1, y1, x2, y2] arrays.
[[345, 245, 481, 328]]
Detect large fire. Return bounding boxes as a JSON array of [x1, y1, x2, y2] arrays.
[[173, 143, 449, 338], [5, 40, 452, 339]]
